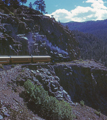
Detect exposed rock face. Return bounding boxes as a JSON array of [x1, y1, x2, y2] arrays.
[[54, 60, 107, 115], [16, 34, 29, 54], [0, 32, 21, 55], [0, 6, 79, 59], [18, 22, 31, 34], [20, 64, 73, 104]]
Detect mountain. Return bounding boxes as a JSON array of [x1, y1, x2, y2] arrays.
[[62, 19, 107, 40]]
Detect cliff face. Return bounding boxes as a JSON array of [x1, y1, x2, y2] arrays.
[[0, 5, 79, 59], [54, 60, 107, 115]]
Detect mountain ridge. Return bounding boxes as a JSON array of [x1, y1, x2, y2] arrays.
[[62, 19, 107, 40]]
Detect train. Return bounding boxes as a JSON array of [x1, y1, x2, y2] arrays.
[[0, 56, 51, 64]]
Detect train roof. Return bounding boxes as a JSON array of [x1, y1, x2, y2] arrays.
[[10, 56, 51, 58], [0, 56, 51, 58], [32, 56, 51, 58], [0, 56, 10, 58], [10, 56, 31, 58]]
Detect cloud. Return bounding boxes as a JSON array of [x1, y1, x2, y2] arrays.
[[46, 0, 107, 22]]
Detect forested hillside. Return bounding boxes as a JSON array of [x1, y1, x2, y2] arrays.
[[72, 30, 107, 66], [62, 20, 107, 66]]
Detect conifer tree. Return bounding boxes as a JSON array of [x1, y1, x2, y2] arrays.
[[29, 2, 33, 9], [9, 0, 20, 8], [20, 0, 27, 5], [33, 0, 46, 13]]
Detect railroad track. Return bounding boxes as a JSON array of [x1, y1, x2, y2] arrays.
[[0, 62, 53, 71]]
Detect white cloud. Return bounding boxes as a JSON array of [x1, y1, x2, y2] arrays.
[[46, 0, 107, 22]]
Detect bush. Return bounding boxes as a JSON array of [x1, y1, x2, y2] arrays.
[[0, 64, 4, 69], [9, 12, 14, 16], [94, 110, 101, 117], [11, 64, 15, 68], [80, 100, 85, 106], [24, 80, 74, 120]]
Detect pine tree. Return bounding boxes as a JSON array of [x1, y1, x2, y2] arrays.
[[29, 2, 33, 9], [9, 0, 20, 8], [33, 0, 46, 13], [20, 0, 27, 5]]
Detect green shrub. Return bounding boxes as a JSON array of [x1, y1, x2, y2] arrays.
[[24, 80, 74, 120], [11, 64, 15, 68], [80, 100, 84, 106], [0, 64, 4, 69], [24, 80, 35, 95], [94, 110, 100, 117], [9, 12, 14, 16]]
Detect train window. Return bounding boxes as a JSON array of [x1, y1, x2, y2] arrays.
[[12, 58, 30, 61], [0, 59, 8, 61]]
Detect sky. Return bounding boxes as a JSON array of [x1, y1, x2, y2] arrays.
[[26, 0, 107, 23]]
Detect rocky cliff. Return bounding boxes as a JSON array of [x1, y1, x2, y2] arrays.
[[54, 60, 107, 115], [0, 5, 79, 59]]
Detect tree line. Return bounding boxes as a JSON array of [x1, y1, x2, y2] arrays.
[[0, 0, 46, 13]]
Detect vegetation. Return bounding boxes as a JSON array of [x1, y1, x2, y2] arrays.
[[94, 110, 101, 117], [33, 0, 46, 13], [24, 80, 74, 120], [71, 30, 107, 66], [29, 2, 33, 9], [1, 0, 46, 14], [11, 64, 15, 68], [20, 0, 27, 5], [80, 100, 85, 106], [2, 0, 20, 8], [0, 64, 4, 69], [62, 20, 107, 67]]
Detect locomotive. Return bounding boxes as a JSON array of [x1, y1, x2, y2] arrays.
[[0, 56, 51, 64]]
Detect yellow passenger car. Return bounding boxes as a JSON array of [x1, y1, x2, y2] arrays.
[[10, 56, 32, 64], [32, 56, 51, 63], [0, 56, 10, 64]]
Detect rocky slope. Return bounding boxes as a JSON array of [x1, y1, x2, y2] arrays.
[[0, 62, 107, 119]]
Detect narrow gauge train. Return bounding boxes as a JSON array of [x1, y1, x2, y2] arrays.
[[0, 56, 51, 64]]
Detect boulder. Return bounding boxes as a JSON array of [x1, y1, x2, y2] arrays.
[[17, 34, 29, 54], [18, 22, 30, 34]]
